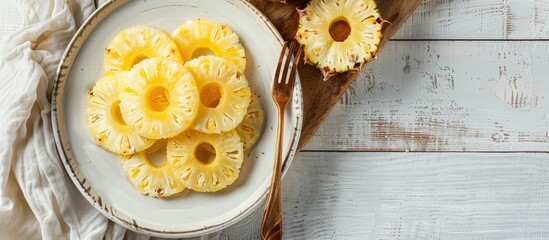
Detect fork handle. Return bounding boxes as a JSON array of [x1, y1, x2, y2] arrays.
[[260, 106, 285, 240]]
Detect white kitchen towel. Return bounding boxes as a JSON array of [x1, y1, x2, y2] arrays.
[[0, 0, 113, 239], [0, 0, 213, 239]]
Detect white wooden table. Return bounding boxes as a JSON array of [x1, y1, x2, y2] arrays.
[[4, 0, 549, 239], [224, 1, 549, 239]]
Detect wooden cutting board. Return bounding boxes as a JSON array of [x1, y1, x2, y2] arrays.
[[249, 0, 421, 150]]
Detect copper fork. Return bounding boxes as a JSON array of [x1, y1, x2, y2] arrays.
[[260, 40, 303, 240]]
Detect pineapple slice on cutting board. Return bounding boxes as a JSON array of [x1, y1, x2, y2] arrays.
[[296, 0, 383, 80], [119, 58, 199, 139], [172, 19, 246, 71], [104, 26, 183, 75], [184, 56, 251, 134], [85, 72, 155, 155], [167, 130, 244, 192]]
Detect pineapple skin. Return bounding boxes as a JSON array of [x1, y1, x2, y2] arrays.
[[85, 72, 155, 155], [172, 19, 246, 71], [104, 26, 183, 75], [167, 130, 244, 192], [296, 0, 383, 80], [119, 58, 199, 139]]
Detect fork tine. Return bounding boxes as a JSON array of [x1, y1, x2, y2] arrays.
[[273, 41, 289, 86], [287, 46, 303, 88], [279, 40, 300, 84]]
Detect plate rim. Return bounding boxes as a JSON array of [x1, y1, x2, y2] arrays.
[[51, 0, 303, 238]]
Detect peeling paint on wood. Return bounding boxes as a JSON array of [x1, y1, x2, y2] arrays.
[[224, 152, 549, 239], [305, 41, 549, 152], [395, 0, 549, 39]]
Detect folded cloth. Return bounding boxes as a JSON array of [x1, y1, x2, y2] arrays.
[[0, 0, 196, 239], [0, 0, 111, 238]]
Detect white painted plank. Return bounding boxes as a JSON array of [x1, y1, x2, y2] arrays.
[[305, 41, 549, 152], [224, 152, 549, 240], [8, 0, 549, 41], [33, 0, 549, 41], [92, 0, 549, 40], [393, 0, 549, 39], [0, 0, 22, 41]]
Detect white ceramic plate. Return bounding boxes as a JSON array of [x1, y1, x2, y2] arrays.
[[51, 0, 303, 238]]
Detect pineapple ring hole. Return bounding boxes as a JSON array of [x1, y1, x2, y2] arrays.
[[200, 83, 222, 108], [146, 140, 168, 168], [110, 100, 126, 126], [131, 54, 148, 68], [146, 86, 170, 112], [195, 142, 216, 165], [329, 17, 351, 42], [192, 47, 216, 59]]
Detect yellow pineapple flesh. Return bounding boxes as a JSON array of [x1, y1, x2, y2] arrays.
[[236, 94, 264, 150], [119, 58, 199, 139], [172, 19, 246, 71], [296, 0, 383, 80], [167, 130, 244, 192], [184, 56, 251, 134], [85, 72, 155, 155], [119, 140, 185, 198], [104, 26, 183, 75]]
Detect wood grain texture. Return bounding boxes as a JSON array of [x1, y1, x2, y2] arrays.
[[248, 0, 422, 151], [224, 152, 549, 239], [394, 0, 549, 39], [304, 41, 549, 152]]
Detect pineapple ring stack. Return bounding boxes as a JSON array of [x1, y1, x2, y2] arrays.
[[296, 0, 383, 80], [85, 21, 264, 198]]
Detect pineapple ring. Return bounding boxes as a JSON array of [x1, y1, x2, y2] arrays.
[[119, 58, 199, 139], [296, 0, 383, 80], [172, 19, 246, 71], [167, 130, 244, 192], [119, 140, 185, 198], [236, 94, 264, 150], [104, 26, 183, 75], [85, 72, 155, 155], [184, 56, 251, 134]]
